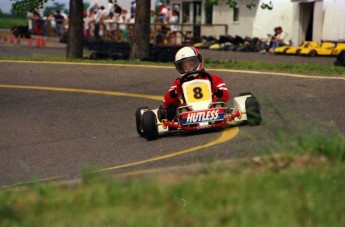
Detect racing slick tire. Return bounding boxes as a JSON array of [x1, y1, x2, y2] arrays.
[[135, 106, 148, 137], [142, 111, 159, 140], [245, 96, 262, 126]]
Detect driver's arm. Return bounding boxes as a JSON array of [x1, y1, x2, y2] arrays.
[[211, 75, 230, 103], [163, 78, 182, 108]]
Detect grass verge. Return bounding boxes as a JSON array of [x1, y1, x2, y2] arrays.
[[0, 130, 344, 226], [1, 54, 345, 76], [0, 18, 27, 29]]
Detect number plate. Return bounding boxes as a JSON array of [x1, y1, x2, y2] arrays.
[[185, 84, 211, 103]]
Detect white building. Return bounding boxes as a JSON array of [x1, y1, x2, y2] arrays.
[[169, 0, 345, 45]]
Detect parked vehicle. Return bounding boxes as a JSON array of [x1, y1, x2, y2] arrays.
[[299, 41, 345, 57], [274, 41, 320, 55]]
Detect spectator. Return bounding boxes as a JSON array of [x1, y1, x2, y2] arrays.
[[150, 10, 156, 24], [114, 1, 122, 17], [60, 10, 69, 31], [47, 11, 56, 30], [87, 1, 99, 16], [158, 3, 168, 22], [165, 6, 171, 22], [128, 12, 135, 24], [117, 10, 128, 41], [33, 11, 44, 36], [93, 6, 106, 40], [53, 10, 65, 40], [130, 0, 136, 18], [104, 12, 117, 40], [169, 10, 179, 32], [269, 26, 288, 53], [27, 12, 34, 31], [84, 10, 94, 39]]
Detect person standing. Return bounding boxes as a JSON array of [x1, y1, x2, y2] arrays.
[[114, 1, 123, 17], [54, 10, 65, 40], [33, 11, 44, 36], [169, 10, 179, 32]]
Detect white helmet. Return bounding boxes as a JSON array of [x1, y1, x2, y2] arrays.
[[174, 46, 204, 75]]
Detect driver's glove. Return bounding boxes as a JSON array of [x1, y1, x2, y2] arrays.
[[170, 86, 182, 98], [214, 89, 224, 98], [170, 89, 178, 98]]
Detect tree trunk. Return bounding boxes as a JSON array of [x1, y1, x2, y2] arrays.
[[130, 1, 151, 60], [66, 0, 83, 59]]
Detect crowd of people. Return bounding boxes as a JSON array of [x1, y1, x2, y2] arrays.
[[27, 1, 181, 44], [83, 1, 180, 43], [27, 9, 69, 40]]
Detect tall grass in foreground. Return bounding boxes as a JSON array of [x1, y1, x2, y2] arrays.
[[0, 130, 344, 226]]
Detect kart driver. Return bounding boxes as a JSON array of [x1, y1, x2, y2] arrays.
[[163, 46, 230, 121]]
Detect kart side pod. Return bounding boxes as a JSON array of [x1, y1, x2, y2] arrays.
[[233, 94, 262, 126], [233, 95, 250, 121]]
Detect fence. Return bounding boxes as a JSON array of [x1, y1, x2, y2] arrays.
[[27, 18, 228, 45]]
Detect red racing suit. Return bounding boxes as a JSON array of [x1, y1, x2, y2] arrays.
[[163, 73, 230, 109]]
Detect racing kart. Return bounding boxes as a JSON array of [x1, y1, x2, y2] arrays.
[[135, 71, 262, 140]]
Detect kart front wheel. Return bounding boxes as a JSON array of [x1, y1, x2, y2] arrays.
[[142, 111, 158, 141], [135, 106, 148, 137], [245, 96, 262, 126]]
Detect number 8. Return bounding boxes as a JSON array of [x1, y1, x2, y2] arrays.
[[193, 87, 203, 99]]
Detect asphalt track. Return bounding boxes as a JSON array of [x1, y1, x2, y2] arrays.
[[0, 61, 344, 187]]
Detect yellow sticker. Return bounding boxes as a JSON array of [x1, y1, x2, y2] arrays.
[[185, 84, 211, 103]]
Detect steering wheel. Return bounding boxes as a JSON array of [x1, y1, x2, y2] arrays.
[[180, 70, 213, 86]]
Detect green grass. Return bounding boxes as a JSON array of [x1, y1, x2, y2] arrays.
[[205, 59, 345, 75], [0, 18, 27, 29], [0, 130, 344, 226], [1, 55, 345, 76]]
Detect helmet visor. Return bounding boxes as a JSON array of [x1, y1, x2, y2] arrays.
[[175, 56, 200, 74]]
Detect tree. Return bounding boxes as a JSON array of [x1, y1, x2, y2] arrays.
[[129, 0, 151, 60], [66, 0, 83, 59], [12, 0, 83, 59]]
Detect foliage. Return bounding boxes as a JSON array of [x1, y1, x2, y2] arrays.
[[11, 0, 50, 13], [43, 2, 67, 16]]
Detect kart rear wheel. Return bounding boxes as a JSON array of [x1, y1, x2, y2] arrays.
[[135, 106, 148, 137], [245, 96, 262, 126], [142, 111, 158, 140]]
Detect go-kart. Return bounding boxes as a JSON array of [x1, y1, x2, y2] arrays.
[[274, 41, 320, 55], [135, 71, 262, 140], [299, 41, 345, 57]]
